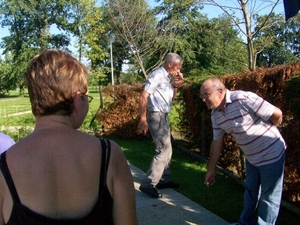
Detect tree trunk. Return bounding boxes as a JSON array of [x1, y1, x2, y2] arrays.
[[240, 0, 255, 71]]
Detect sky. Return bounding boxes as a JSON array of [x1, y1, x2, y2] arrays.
[[0, 0, 285, 56]]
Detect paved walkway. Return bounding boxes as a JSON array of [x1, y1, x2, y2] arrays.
[[129, 164, 231, 225]]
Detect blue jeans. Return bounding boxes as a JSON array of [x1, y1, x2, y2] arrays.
[[238, 153, 285, 225]]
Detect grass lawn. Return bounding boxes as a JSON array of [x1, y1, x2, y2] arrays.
[[0, 88, 101, 137], [1, 92, 300, 224]]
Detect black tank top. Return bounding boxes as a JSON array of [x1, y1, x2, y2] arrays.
[[0, 139, 113, 225]]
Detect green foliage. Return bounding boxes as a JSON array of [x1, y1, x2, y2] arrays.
[[145, 8, 248, 77], [168, 102, 182, 131], [183, 68, 215, 83], [200, 0, 284, 71], [285, 75, 300, 119], [0, 58, 16, 95], [88, 67, 110, 87], [0, 94, 34, 141], [75, 0, 108, 64], [195, 16, 247, 74], [0, 0, 85, 93], [1, 0, 300, 93], [256, 13, 300, 67], [0, 0, 75, 51], [119, 72, 139, 85]]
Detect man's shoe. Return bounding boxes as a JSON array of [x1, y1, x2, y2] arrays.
[[156, 181, 180, 189], [139, 185, 163, 198]]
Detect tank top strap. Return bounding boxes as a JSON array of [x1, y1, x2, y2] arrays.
[[0, 151, 21, 203], [99, 139, 111, 193]]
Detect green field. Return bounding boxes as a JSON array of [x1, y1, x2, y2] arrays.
[[0, 88, 102, 139]]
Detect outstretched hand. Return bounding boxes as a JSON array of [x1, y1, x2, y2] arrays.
[[204, 171, 215, 187]]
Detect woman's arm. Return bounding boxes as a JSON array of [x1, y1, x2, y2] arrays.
[[0, 173, 7, 225], [108, 141, 138, 225]]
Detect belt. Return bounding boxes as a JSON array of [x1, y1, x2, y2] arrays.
[[148, 111, 169, 115]]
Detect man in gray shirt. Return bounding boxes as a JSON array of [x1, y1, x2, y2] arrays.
[[137, 53, 184, 198]]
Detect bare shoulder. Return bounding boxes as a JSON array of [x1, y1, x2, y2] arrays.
[[106, 139, 126, 163], [104, 139, 132, 192], [104, 139, 131, 178]]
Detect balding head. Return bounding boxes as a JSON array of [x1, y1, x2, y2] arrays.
[[200, 77, 226, 110], [201, 77, 225, 91]]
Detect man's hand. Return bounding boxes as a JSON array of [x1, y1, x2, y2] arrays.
[[173, 72, 184, 87], [137, 120, 148, 135], [204, 138, 223, 187], [204, 171, 215, 187]]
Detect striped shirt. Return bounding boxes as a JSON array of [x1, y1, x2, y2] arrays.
[[211, 89, 286, 166], [144, 66, 174, 113]]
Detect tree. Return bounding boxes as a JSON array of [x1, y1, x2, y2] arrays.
[[71, 0, 110, 86], [0, 0, 81, 92], [285, 14, 300, 58], [180, 14, 248, 77], [256, 13, 300, 67], [143, 0, 247, 78], [146, 2, 248, 78], [105, 0, 174, 79], [151, 0, 201, 74], [200, 0, 281, 71], [0, 54, 16, 95], [100, 6, 131, 85], [0, 0, 77, 53]]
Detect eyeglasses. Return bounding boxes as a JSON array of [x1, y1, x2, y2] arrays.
[[199, 90, 218, 99], [87, 95, 93, 103], [80, 93, 93, 103]]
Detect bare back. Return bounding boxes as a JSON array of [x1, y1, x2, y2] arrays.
[[0, 127, 109, 220], [0, 125, 137, 225]]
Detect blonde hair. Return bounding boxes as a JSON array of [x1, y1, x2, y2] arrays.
[[24, 49, 88, 116]]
